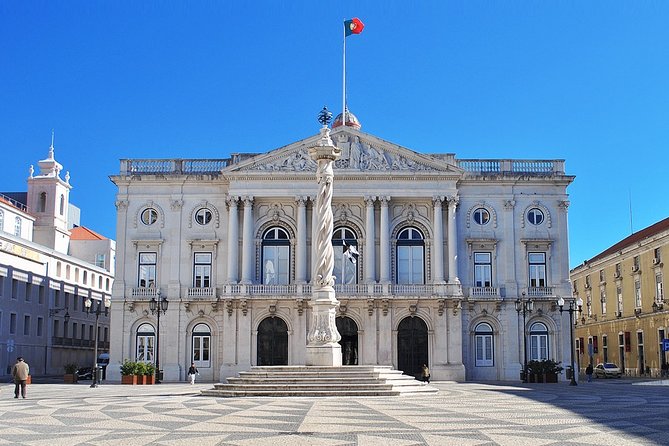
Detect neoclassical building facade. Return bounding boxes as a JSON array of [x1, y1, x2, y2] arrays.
[[108, 115, 575, 383]]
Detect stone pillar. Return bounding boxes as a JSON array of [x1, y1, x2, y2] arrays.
[[226, 196, 239, 283], [432, 196, 445, 283], [364, 196, 376, 284], [306, 126, 342, 366], [296, 196, 308, 283], [241, 196, 254, 284], [447, 196, 459, 283], [379, 196, 391, 284]]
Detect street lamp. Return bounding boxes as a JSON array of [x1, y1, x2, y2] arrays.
[[148, 289, 168, 384], [85, 296, 111, 388], [557, 296, 583, 386], [515, 292, 534, 383]]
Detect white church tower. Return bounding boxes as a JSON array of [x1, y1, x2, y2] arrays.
[[26, 137, 72, 254]]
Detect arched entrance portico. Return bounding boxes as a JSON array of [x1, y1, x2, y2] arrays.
[[336, 316, 358, 365], [397, 316, 428, 378], [257, 317, 288, 366]]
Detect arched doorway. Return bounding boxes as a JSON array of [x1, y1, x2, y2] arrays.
[[257, 317, 288, 366], [397, 316, 428, 378], [336, 316, 359, 365]]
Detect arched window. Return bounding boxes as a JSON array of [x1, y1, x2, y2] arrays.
[[136, 323, 155, 362], [14, 217, 21, 237], [59, 194, 65, 216], [396, 227, 425, 284], [473, 208, 490, 225], [332, 227, 358, 285], [529, 322, 549, 361], [56, 262, 62, 277], [192, 323, 211, 368], [39, 192, 47, 212], [474, 322, 494, 367], [262, 227, 290, 285]]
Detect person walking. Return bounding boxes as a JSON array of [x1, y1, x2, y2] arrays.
[[586, 363, 593, 382], [421, 364, 431, 384], [187, 362, 199, 385], [11, 357, 30, 399]]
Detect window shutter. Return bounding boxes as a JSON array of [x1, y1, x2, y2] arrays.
[[593, 336, 599, 353], [625, 332, 631, 352]]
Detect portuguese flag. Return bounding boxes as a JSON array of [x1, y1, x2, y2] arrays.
[[344, 18, 364, 36]]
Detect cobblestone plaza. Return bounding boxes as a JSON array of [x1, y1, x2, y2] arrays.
[[2, 379, 669, 445]]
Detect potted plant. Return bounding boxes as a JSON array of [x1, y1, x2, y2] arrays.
[[144, 363, 156, 385], [120, 360, 139, 385], [64, 363, 78, 384], [135, 362, 148, 384], [526, 359, 564, 383]]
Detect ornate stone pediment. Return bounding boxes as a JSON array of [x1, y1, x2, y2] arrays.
[[226, 128, 461, 174]]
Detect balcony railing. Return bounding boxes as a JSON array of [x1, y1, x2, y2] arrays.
[[526, 287, 554, 297], [187, 287, 216, 298], [132, 287, 159, 298], [469, 287, 500, 297]]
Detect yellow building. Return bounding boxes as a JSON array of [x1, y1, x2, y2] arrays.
[[571, 217, 669, 377]]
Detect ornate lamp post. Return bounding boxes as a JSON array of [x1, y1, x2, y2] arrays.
[[149, 289, 168, 383], [557, 296, 583, 386], [515, 292, 534, 382], [85, 296, 111, 388]]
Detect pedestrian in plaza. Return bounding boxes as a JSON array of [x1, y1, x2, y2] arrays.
[[187, 362, 199, 385], [585, 363, 593, 382], [421, 364, 431, 384], [11, 357, 30, 399]]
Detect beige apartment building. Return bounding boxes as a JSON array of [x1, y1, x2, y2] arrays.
[[571, 217, 669, 377]]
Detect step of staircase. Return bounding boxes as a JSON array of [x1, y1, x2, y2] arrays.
[[201, 365, 438, 397]]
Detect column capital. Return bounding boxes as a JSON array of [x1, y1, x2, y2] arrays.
[[295, 196, 309, 206], [242, 196, 254, 206], [447, 195, 459, 208], [226, 195, 239, 207], [364, 196, 377, 206], [379, 196, 391, 205], [432, 195, 445, 206]]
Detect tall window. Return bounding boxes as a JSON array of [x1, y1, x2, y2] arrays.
[[0, 209, 4, 232], [39, 192, 47, 212], [95, 254, 106, 268], [656, 273, 664, 303], [474, 252, 492, 287], [586, 291, 592, 317], [474, 322, 494, 366], [14, 217, 21, 237], [59, 194, 65, 215], [529, 322, 549, 361], [602, 335, 609, 363], [23, 315, 31, 336], [332, 227, 358, 285], [136, 323, 155, 362], [528, 252, 546, 288], [262, 227, 290, 285], [192, 323, 211, 368], [396, 227, 425, 284], [617, 285, 623, 315], [635, 279, 642, 308], [10, 313, 17, 334], [600, 289, 607, 315], [193, 253, 212, 288], [138, 252, 157, 287], [615, 262, 622, 278]]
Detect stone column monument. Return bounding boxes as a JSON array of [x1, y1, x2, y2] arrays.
[[306, 107, 342, 366]]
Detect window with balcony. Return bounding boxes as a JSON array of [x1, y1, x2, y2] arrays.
[[635, 280, 642, 308], [586, 291, 592, 317], [617, 285, 623, 316], [396, 227, 425, 284], [474, 322, 494, 367], [193, 253, 212, 288], [332, 227, 358, 285], [138, 252, 157, 287], [528, 252, 546, 289], [474, 252, 492, 287], [600, 289, 607, 315], [262, 227, 290, 285], [656, 273, 664, 303]]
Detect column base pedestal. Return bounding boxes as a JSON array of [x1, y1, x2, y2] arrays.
[[306, 343, 342, 367]]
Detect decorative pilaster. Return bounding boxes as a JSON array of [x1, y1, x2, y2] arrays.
[[364, 196, 376, 284], [447, 195, 459, 283], [240, 196, 254, 284], [226, 196, 239, 283], [296, 196, 308, 283], [379, 196, 391, 284], [432, 195, 445, 283], [306, 116, 342, 367]]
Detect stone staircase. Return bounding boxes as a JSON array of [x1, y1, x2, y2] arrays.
[[201, 365, 439, 397]]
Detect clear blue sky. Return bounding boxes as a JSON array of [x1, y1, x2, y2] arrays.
[[1, 1, 668, 269]]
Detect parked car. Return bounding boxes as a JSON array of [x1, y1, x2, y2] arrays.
[[594, 363, 622, 378]]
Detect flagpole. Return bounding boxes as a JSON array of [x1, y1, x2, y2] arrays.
[[342, 21, 347, 126]]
